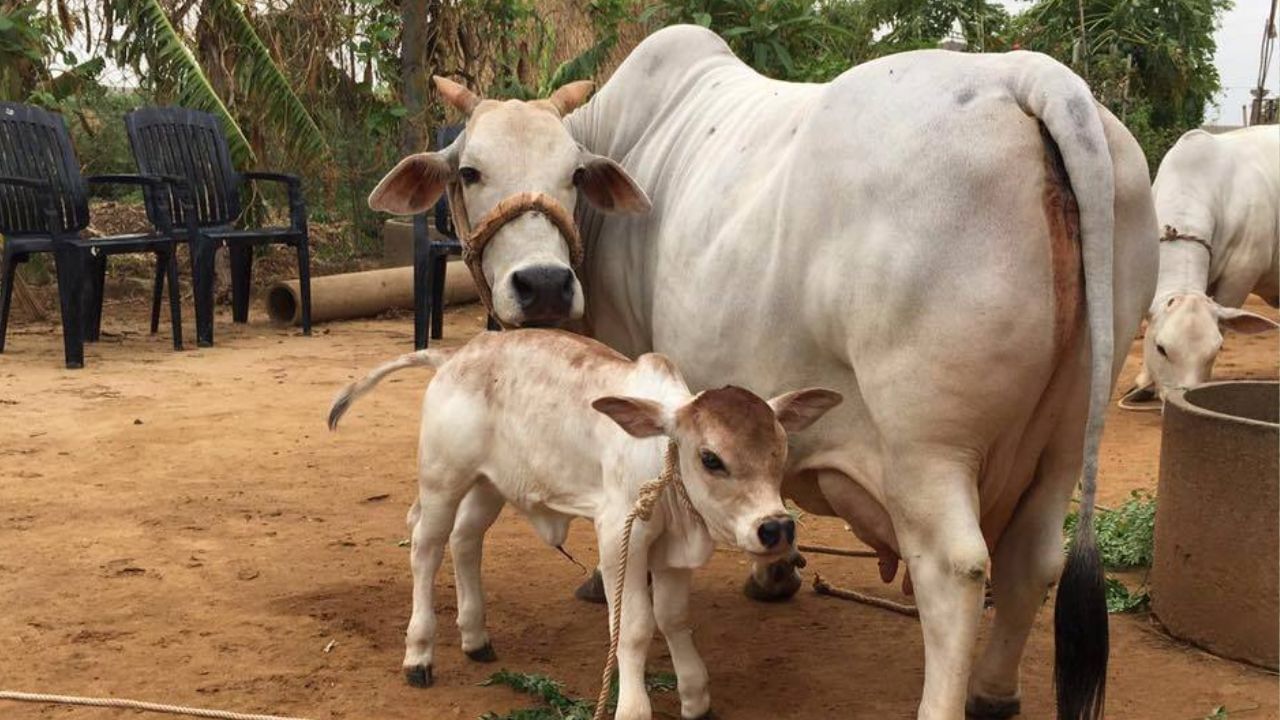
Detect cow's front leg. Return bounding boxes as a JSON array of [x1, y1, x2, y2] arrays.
[[450, 482, 505, 662], [742, 549, 805, 601], [652, 567, 711, 720], [888, 457, 988, 720], [597, 517, 657, 720]]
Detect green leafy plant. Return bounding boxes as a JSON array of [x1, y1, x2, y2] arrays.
[[479, 669, 678, 720], [1104, 577, 1150, 614], [1065, 490, 1157, 570]]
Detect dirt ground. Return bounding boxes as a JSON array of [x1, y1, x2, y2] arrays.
[[1, 296, 1276, 720]]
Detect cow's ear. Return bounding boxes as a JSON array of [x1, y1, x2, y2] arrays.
[[576, 152, 652, 214], [1217, 306, 1279, 334], [433, 75, 481, 115], [769, 388, 843, 433], [548, 80, 594, 116], [592, 396, 668, 437], [368, 152, 453, 215]]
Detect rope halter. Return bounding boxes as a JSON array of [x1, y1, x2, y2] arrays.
[[1160, 224, 1212, 259], [446, 187, 583, 325]]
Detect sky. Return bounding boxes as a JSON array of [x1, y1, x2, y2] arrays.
[[995, 0, 1276, 126]]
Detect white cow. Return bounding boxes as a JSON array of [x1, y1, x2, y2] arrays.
[[328, 329, 841, 720], [370, 27, 1158, 720], [1124, 126, 1279, 404]]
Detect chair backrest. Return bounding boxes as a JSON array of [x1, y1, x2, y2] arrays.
[[432, 124, 464, 238], [125, 107, 242, 229], [0, 102, 89, 237]]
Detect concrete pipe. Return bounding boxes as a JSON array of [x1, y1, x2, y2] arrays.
[[266, 261, 478, 326], [1151, 380, 1279, 670]]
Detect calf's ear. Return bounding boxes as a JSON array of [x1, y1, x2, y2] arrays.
[[368, 152, 454, 216], [1217, 306, 1279, 334], [769, 388, 843, 433], [576, 151, 652, 214], [592, 396, 668, 438]]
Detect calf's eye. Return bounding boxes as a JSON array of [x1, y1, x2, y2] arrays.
[[699, 449, 725, 473], [459, 167, 481, 185]]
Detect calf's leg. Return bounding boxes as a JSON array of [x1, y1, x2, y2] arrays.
[[596, 517, 657, 720], [450, 481, 505, 661], [652, 567, 711, 720], [404, 480, 469, 688]]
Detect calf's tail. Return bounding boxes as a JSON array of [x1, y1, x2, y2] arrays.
[[1009, 52, 1114, 720], [327, 349, 448, 430]]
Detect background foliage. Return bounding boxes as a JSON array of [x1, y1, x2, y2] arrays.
[[0, 0, 1237, 260]]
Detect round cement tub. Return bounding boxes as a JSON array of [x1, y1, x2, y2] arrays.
[[1151, 380, 1278, 670]]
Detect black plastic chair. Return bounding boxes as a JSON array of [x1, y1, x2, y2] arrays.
[[124, 107, 311, 347], [0, 102, 186, 369]]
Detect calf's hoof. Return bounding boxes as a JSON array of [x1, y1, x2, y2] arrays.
[[742, 554, 804, 602], [465, 642, 498, 663], [965, 695, 1020, 719], [404, 664, 433, 688], [574, 569, 607, 604]]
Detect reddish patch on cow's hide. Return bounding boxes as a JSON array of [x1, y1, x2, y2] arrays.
[[1040, 124, 1084, 354]]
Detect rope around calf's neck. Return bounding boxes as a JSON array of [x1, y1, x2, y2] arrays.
[[591, 441, 688, 720]]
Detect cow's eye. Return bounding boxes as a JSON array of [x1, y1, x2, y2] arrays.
[[1156, 344, 1168, 358], [459, 167, 481, 185], [572, 167, 585, 187], [699, 449, 726, 473]]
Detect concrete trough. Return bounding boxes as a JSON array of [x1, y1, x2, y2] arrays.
[[1151, 380, 1279, 670]]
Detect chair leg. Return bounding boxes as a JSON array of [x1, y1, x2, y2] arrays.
[[229, 245, 253, 323], [430, 253, 447, 340], [150, 252, 166, 334], [296, 235, 312, 337], [190, 237, 216, 347], [84, 253, 107, 343], [0, 250, 17, 354], [53, 246, 86, 369], [416, 246, 434, 350], [164, 247, 184, 351]]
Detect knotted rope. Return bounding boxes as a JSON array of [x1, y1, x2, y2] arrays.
[[591, 440, 691, 720], [0, 690, 310, 720], [1160, 224, 1212, 258], [446, 187, 583, 325]]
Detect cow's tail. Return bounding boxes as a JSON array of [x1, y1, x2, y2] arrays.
[[327, 349, 449, 430], [1010, 53, 1114, 720]]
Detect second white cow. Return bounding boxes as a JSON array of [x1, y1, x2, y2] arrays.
[[1125, 125, 1279, 403], [328, 329, 841, 720]]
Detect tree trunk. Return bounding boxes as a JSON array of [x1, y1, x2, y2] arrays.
[[400, 0, 432, 154]]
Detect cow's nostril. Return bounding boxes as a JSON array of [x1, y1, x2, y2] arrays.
[[511, 271, 535, 305], [757, 520, 783, 549], [781, 518, 796, 546], [560, 270, 575, 303]]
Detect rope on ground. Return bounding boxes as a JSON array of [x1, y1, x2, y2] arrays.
[[0, 690, 312, 720], [592, 440, 686, 720], [796, 543, 877, 558], [812, 572, 919, 618]]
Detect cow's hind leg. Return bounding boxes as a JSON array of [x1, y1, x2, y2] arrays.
[[404, 476, 469, 688], [888, 454, 988, 720], [968, 450, 1079, 718], [652, 567, 711, 720], [450, 481, 504, 662]]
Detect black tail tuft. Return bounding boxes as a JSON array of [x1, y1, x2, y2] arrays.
[[1054, 522, 1109, 720]]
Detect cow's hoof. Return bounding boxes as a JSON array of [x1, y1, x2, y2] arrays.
[[575, 569, 607, 604], [465, 643, 497, 663], [966, 695, 1020, 719], [404, 664, 433, 688], [743, 554, 803, 602]]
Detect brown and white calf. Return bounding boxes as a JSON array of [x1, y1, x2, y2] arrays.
[[328, 329, 840, 720]]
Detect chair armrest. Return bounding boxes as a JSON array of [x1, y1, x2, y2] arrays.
[[85, 174, 179, 232], [0, 175, 52, 191], [242, 171, 306, 230]]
